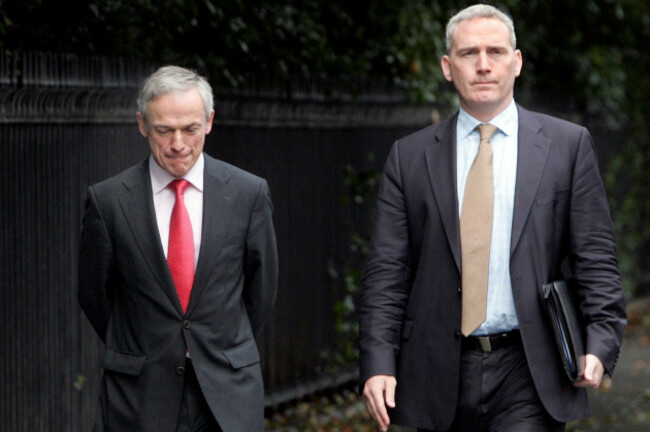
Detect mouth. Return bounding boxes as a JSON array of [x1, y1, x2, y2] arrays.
[[167, 153, 191, 160]]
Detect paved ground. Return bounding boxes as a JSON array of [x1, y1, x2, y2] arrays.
[[265, 296, 650, 431]]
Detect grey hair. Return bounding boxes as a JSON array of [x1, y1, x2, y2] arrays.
[[445, 4, 517, 53], [137, 66, 214, 122]]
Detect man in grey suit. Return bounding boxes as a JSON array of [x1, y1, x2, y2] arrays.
[[78, 66, 278, 431], [360, 5, 626, 432]]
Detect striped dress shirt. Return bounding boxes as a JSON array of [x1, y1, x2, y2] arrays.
[[456, 100, 519, 335]]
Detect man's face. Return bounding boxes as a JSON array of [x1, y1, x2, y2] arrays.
[[441, 17, 522, 121], [137, 87, 214, 178]]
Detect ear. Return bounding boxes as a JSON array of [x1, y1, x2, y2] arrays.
[[514, 49, 523, 78], [136, 112, 148, 137], [205, 110, 215, 135], [441, 55, 453, 82]]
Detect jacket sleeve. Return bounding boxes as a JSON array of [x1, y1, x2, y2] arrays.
[[359, 141, 412, 386], [569, 128, 626, 376], [77, 186, 114, 343], [243, 179, 278, 337]]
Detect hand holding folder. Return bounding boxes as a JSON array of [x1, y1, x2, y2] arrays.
[[543, 280, 586, 382]]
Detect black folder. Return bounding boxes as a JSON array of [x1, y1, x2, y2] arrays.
[[542, 280, 586, 381]]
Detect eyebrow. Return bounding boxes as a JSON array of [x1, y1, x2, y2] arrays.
[[454, 43, 511, 54], [153, 122, 202, 129]]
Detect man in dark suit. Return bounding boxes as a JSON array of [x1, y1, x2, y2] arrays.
[[78, 66, 278, 431], [359, 5, 626, 432]]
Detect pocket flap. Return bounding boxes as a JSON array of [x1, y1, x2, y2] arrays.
[[223, 339, 260, 369], [103, 349, 145, 376]]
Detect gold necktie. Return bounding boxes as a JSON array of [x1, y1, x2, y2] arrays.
[[460, 124, 497, 336]]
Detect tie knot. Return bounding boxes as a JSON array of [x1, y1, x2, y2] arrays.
[[477, 124, 498, 142], [168, 179, 190, 196]]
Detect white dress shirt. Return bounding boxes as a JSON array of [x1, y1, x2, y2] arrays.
[[456, 100, 519, 335], [149, 153, 204, 266]]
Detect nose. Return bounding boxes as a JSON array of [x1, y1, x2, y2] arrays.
[[170, 130, 184, 150], [477, 52, 491, 73]]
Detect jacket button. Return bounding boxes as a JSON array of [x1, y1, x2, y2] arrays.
[[176, 366, 185, 375], [183, 320, 191, 329], [457, 287, 461, 297], [455, 331, 461, 339]]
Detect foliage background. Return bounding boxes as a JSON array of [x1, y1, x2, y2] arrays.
[[2, 4, 648, 431], [1, 0, 647, 305], [2, 3, 648, 429]]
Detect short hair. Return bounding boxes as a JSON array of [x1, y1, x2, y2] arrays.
[[137, 66, 214, 123], [445, 4, 517, 53]]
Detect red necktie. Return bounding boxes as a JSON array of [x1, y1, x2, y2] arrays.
[[167, 179, 194, 313]]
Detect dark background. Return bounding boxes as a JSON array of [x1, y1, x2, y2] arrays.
[[1, 1, 649, 430]]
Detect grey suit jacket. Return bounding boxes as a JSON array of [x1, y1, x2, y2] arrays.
[[359, 105, 626, 430], [78, 154, 278, 432]]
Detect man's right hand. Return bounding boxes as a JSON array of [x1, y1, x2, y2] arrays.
[[362, 375, 397, 432]]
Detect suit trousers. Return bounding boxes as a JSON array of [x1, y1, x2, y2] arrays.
[[175, 359, 222, 432], [419, 339, 564, 432]]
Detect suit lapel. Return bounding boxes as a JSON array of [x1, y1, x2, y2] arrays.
[[186, 155, 238, 315], [511, 107, 551, 255], [117, 160, 182, 312], [425, 115, 461, 271]]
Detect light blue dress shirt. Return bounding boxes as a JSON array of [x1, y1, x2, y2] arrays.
[[456, 100, 519, 335]]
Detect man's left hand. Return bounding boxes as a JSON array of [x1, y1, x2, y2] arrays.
[[573, 354, 604, 388]]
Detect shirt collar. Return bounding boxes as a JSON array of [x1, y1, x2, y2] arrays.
[[457, 99, 518, 140], [149, 153, 205, 194]]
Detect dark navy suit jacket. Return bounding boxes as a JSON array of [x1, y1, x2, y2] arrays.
[[359, 105, 626, 430]]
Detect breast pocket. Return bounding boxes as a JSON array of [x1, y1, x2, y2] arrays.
[[534, 188, 570, 207]]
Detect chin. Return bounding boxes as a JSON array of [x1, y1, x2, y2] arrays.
[[164, 166, 187, 178], [468, 96, 500, 107]]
